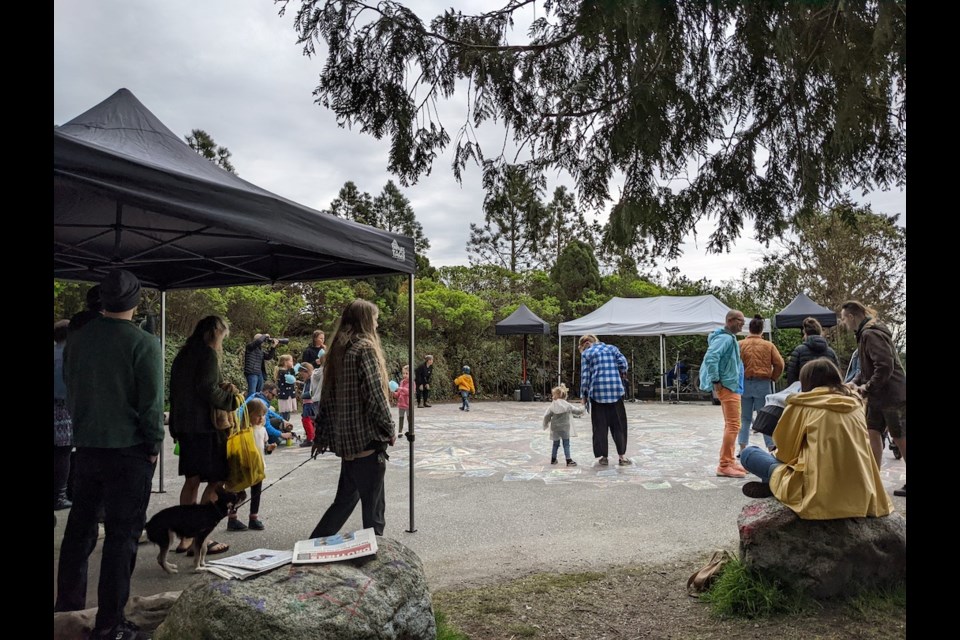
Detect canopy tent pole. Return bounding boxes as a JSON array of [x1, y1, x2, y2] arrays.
[[405, 273, 417, 533], [522, 335, 528, 383], [557, 334, 561, 386], [659, 335, 665, 403], [157, 290, 167, 493]]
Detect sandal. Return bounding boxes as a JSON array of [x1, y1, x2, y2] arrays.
[[186, 540, 230, 557], [174, 538, 192, 553]]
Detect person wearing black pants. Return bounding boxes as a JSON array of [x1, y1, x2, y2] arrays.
[[310, 300, 396, 538], [310, 452, 387, 537], [578, 334, 631, 466], [415, 355, 434, 407], [589, 400, 628, 462]]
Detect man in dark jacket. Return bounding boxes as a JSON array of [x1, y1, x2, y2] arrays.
[[841, 300, 907, 497], [785, 317, 840, 385], [244, 333, 279, 395], [415, 355, 434, 407], [55, 270, 163, 640]]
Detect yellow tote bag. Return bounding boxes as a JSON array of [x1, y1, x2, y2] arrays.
[[224, 403, 265, 492]]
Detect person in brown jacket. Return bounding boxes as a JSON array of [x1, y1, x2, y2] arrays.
[[738, 315, 785, 454], [840, 300, 906, 497]]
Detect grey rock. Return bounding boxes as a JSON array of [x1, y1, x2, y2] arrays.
[[737, 499, 906, 599], [154, 536, 436, 640]]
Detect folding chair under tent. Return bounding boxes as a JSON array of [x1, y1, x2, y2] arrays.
[[557, 295, 769, 402], [54, 88, 424, 532]]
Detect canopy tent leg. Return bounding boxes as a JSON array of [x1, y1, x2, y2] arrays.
[[156, 290, 167, 493], [406, 273, 417, 533], [659, 335, 665, 403], [557, 334, 561, 386]]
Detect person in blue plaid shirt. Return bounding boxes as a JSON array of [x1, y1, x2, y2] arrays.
[[578, 334, 630, 466]]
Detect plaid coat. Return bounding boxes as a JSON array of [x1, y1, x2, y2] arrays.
[[315, 337, 395, 458]]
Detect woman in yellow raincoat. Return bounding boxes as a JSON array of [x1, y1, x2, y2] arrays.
[[739, 358, 893, 519]]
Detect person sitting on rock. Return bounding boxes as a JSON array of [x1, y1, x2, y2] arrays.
[[739, 358, 894, 519]]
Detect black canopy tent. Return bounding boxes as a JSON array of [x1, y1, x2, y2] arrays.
[[774, 293, 838, 329], [54, 89, 422, 532], [495, 304, 550, 398]]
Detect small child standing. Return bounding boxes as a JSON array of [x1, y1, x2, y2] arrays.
[[454, 365, 476, 412], [274, 354, 298, 421], [542, 383, 584, 466], [298, 362, 317, 447], [227, 399, 269, 531], [393, 365, 411, 433]]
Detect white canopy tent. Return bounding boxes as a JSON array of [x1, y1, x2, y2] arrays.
[[557, 295, 770, 401]]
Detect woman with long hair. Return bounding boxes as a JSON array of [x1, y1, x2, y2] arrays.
[[168, 315, 240, 554], [310, 300, 396, 537], [739, 358, 893, 519]]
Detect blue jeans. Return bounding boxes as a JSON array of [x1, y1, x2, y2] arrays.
[[739, 446, 782, 483], [460, 390, 470, 410], [245, 373, 264, 396], [740, 379, 775, 450], [551, 438, 572, 460]]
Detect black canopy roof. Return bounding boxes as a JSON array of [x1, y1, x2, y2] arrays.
[[774, 293, 838, 329], [495, 304, 550, 335], [54, 89, 416, 290]]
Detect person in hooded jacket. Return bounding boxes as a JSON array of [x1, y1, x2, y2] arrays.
[[739, 358, 894, 520], [841, 300, 906, 497], [784, 317, 839, 385]]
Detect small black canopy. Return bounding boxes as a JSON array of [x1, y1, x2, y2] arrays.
[[495, 304, 550, 335], [54, 89, 415, 290], [774, 293, 837, 329]]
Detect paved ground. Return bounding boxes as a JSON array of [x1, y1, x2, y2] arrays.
[[53, 398, 906, 605]]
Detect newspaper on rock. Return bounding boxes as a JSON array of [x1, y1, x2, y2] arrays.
[[292, 528, 379, 564]]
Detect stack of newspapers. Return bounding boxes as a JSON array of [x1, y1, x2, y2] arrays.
[[201, 548, 294, 580], [200, 528, 380, 580]]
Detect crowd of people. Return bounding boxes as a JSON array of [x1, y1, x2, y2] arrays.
[[53, 272, 903, 639]]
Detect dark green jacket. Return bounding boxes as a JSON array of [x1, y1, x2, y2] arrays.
[[168, 342, 240, 438], [63, 316, 165, 454]]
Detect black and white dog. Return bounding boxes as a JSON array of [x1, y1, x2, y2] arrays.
[[144, 486, 246, 574]]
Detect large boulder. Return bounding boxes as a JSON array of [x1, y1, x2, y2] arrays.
[[154, 536, 436, 640], [737, 499, 906, 599]]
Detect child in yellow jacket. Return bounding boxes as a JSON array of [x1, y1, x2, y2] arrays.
[[454, 366, 476, 412]]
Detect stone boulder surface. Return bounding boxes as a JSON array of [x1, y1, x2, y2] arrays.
[[737, 498, 906, 599], [154, 536, 436, 640]]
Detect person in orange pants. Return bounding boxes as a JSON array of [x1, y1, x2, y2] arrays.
[[699, 309, 748, 478]]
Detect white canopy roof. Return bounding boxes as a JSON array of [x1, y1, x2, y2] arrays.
[[558, 295, 770, 336]]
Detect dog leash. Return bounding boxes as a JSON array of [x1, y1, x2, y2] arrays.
[[229, 449, 317, 511]]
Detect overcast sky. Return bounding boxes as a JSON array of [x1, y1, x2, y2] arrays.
[[54, 0, 906, 285]]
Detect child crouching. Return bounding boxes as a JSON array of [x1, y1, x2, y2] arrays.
[[543, 383, 584, 466]]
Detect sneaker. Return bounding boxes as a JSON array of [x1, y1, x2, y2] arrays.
[[566, 459, 578, 467], [299, 439, 314, 448], [459, 406, 464, 411], [465, 407, 470, 411], [423, 403, 432, 408], [893, 484, 906, 497], [227, 518, 248, 531], [92, 620, 149, 640], [742, 482, 774, 498], [618, 457, 631, 465], [716, 466, 747, 478], [598, 457, 609, 466], [550, 458, 558, 464], [248, 519, 265, 531], [265, 443, 277, 454]]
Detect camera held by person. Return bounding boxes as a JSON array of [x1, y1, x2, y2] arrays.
[[263, 334, 290, 345]]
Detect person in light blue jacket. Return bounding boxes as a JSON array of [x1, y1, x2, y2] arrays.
[[699, 310, 747, 478]]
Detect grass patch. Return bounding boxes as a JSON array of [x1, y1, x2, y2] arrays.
[[700, 557, 811, 619], [436, 610, 471, 640], [847, 583, 907, 619], [506, 623, 539, 637]]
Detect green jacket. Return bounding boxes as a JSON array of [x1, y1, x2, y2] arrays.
[[64, 316, 165, 454], [699, 327, 744, 394]]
